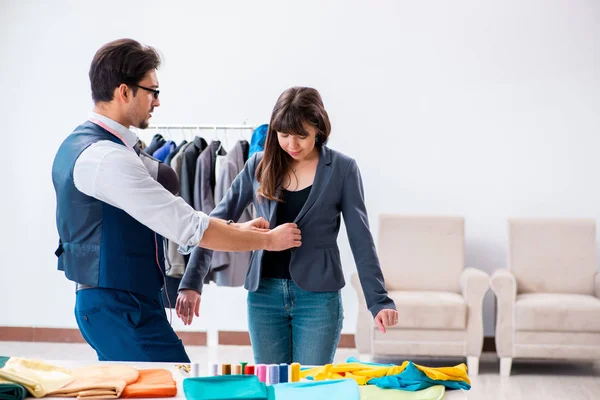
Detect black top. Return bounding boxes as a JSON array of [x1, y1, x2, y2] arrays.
[[261, 185, 312, 279]]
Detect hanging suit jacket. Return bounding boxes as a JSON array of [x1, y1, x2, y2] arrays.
[[211, 140, 252, 287], [193, 141, 226, 213], [180, 137, 208, 207], [152, 140, 176, 162], [180, 146, 396, 319], [164, 140, 188, 166], [165, 142, 192, 278], [145, 134, 166, 156]]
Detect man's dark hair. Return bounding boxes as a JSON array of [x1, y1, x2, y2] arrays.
[[89, 39, 161, 103]]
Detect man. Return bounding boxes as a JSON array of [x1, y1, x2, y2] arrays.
[[51, 38, 301, 362]]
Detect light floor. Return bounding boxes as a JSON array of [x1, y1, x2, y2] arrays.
[[1, 342, 599, 400]]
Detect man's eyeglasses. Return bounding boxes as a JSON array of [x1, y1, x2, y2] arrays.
[[131, 84, 160, 99]]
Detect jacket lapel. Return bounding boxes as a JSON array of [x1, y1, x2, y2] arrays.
[[294, 146, 332, 224]]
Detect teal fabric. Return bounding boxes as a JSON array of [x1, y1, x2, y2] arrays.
[[368, 362, 471, 391], [347, 357, 470, 391], [0, 381, 26, 400], [183, 375, 275, 400], [273, 379, 359, 400], [0, 359, 26, 400]]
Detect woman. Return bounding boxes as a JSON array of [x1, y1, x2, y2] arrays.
[[177, 87, 398, 365]]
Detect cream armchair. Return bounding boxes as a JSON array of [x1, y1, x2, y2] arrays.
[[491, 218, 600, 376], [352, 215, 489, 375]]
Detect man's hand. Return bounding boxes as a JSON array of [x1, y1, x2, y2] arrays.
[[176, 289, 201, 325], [266, 223, 302, 251], [374, 309, 399, 334], [240, 217, 270, 232]]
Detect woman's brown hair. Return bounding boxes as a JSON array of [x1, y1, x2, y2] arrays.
[[256, 87, 331, 201]]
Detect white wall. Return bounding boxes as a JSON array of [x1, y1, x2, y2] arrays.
[[1, 0, 599, 337]]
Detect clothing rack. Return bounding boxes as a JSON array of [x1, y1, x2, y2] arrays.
[[147, 124, 255, 130]]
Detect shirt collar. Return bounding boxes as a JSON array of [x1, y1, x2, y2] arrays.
[[88, 111, 139, 148]]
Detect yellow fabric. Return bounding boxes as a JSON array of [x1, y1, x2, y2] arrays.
[[0, 358, 73, 398], [48, 365, 139, 399], [300, 362, 470, 386], [413, 363, 470, 385], [300, 362, 407, 385], [359, 385, 445, 400]]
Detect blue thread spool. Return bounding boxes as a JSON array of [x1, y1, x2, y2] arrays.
[[279, 363, 288, 383], [267, 364, 279, 384]]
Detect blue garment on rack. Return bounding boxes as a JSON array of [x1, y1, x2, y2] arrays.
[[248, 124, 268, 159], [273, 379, 359, 400], [153, 140, 176, 162]]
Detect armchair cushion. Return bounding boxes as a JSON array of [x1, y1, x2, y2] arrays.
[[515, 293, 600, 332], [509, 218, 596, 295], [389, 291, 467, 330], [378, 215, 464, 293]]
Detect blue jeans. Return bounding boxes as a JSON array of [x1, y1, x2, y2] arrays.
[[247, 278, 343, 365]]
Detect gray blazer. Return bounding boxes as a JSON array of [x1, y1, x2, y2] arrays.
[[181, 145, 395, 317]]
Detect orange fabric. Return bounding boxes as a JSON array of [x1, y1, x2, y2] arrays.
[[121, 369, 177, 398]]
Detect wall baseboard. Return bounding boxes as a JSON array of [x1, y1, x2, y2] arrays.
[[0, 327, 207, 346], [0, 327, 496, 352]]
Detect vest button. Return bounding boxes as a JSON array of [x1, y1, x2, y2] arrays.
[[84, 316, 88, 321]]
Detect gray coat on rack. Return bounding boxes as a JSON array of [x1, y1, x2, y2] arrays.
[[211, 140, 253, 287], [165, 142, 192, 278], [180, 137, 208, 207], [193, 141, 226, 213]]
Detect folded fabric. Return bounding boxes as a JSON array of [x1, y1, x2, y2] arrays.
[[273, 379, 359, 400], [0, 378, 27, 400], [49, 378, 126, 399], [49, 365, 139, 398], [301, 358, 470, 391], [359, 385, 445, 400], [0, 357, 73, 398], [347, 357, 471, 385], [183, 375, 274, 400], [122, 369, 177, 398], [300, 362, 405, 385], [368, 362, 471, 391]]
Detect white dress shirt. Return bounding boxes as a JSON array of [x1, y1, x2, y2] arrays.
[[73, 112, 210, 253]]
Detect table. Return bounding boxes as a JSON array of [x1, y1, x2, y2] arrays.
[[38, 360, 466, 399]]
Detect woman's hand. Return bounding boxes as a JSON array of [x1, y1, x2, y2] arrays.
[[375, 309, 398, 333]]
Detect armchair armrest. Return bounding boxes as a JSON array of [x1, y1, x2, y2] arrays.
[[460, 268, 489, 357], [490, 268, 517, 358]]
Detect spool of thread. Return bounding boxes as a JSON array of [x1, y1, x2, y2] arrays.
[[191, 363, 200, 377], [240, 362, 248, 374], [245, 365, 255, 375], [222, 364, 232, 375], [279, 363, 288, 383], [267, 364, 279, 385], [210, 363, 219, 376], [291, 362, 300, 382], [233, 364, 242, 375], [257, 364, 267, 382]]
